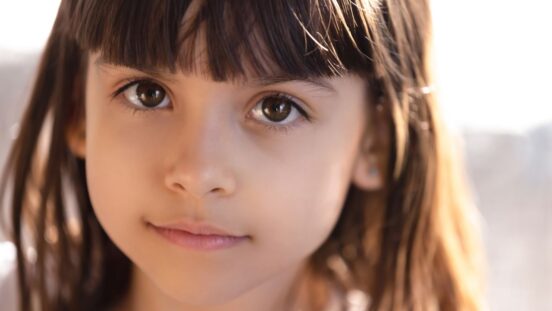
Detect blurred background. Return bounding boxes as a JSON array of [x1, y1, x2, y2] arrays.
[[0, 1, 550, 310]]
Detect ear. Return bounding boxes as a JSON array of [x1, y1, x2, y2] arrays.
[[65, 118, 86, 159], [351, 143, 383, 191]]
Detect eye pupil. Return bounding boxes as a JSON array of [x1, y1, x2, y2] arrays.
[[262, 96, 292, 122], [136, 82, 166, 108]]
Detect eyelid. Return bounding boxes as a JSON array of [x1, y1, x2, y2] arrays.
[[249, 91, 314, 121], [110, 76, 173, 101], [270, 92, 310, 121], [244, 92, 313, 135], [109, 77, 175, 114]]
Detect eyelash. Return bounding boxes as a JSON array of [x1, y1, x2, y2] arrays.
[[111, 78, 170, 115], [110, 78, 312, 135]]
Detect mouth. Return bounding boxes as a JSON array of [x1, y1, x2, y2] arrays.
[[147, 221, 250, 251]]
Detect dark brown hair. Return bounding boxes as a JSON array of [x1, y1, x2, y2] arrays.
[[1, 0, 485, 310]]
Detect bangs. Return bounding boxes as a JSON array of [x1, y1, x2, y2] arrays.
[[62, 0, 378, 81]]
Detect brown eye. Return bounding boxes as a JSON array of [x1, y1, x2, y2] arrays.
[[260, 95, 295, 122], [260, 96, 294, 122], [136, 82, 166, 107], [122, 80, 171, 109], [250, 94, 306, 126]]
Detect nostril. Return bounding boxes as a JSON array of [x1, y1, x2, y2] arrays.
[[173, 183, 185, 191], [164, 167, 237, 198], [212, 187, 224, 194], [170, 182, 225, 196]]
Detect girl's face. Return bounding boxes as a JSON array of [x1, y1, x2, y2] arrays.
[[77, 51, 372, 308]]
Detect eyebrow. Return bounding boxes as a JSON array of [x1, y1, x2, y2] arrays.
[[245, 76, 337, 94], [93, 55, 337, 94], [94, 55, 179, 83]]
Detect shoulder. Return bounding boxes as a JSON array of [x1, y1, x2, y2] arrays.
[[0, 241, 18, 311], [326, 284, 370, 311]]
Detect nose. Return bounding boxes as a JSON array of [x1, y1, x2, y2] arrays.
[[164, 111, 237, 200]]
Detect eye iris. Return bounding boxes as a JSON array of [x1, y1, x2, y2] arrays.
[[261, 96, 291, 122], [136, 82, 165, 108]]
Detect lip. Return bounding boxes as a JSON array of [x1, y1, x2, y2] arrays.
[[152, 219, 243, 236], [148, 221, 249, 251]]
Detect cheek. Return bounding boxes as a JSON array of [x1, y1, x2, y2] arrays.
[[246, 112, 365, 262], [84, 103, 168, 253]]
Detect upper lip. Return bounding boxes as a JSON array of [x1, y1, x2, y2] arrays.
[[150, 219, 245, 237]]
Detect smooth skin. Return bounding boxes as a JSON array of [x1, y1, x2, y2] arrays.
[[66, 48, 383, 310]]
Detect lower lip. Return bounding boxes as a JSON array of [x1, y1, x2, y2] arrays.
[[150, 225, 249, 251]]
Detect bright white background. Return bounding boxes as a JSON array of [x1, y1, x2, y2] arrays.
[[431, 0, 552, 133], [0, 0, 551, 133]]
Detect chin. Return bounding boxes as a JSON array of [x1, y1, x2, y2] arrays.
[[161, 281, 253, 307], [150, 268, 264, 307]]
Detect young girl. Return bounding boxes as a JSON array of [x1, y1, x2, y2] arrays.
[[0, 0, 485, 310]]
